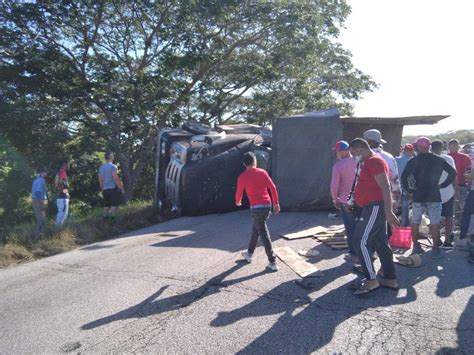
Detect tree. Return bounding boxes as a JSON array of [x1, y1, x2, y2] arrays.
[[0, 0, 376, 201]]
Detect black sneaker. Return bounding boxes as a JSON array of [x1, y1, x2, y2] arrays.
[[441, 241, 454, 250]]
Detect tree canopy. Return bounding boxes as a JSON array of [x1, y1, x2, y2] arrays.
[[0, 0, 375, 205]]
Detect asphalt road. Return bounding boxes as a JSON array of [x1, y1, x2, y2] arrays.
[[0, 210, 473, 354]]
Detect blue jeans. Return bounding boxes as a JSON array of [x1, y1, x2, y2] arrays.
[[460, 190, 474, 239], [400, 192, 410, 227], [340, 205, 357, 256]]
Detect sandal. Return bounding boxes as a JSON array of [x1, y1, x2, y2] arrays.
[[354, 280, 380, 295]]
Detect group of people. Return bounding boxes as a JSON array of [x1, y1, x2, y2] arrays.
[[330, 131, 474, 292], [30, 152, 125, 239], [235, 129, 473, 295]]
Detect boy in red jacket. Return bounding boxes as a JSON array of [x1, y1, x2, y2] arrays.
[[235, 152, 280, 271]]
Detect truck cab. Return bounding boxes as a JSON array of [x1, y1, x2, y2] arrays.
[[155, 122, 271, 216]]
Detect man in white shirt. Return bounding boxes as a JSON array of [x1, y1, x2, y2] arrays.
[[431, 140, 458, 247], [363, 129, 401, 195]]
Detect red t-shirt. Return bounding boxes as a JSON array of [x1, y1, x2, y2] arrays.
[[235, 167, 279, 208], [449, 152, 471, 186], [355, 155, 388, 208]]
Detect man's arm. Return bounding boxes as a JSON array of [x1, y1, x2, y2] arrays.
[[330, 164, 341, 208], [374, 172, 400, 228], [265, 173, 280, 214], [235, 176, 244, 206], [98, 173, 104, 191], [112, 171, 125, 193], [401, 159, 413, 192], [440, 160, 457, 189]]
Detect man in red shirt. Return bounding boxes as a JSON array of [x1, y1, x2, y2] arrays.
[[449, 139, 472, 220], [349, 138, 400, 294], [235, 152, 280, 271]]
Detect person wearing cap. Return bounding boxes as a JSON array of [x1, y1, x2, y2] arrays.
[[31, 168, 48, 239], [348, 138, 399, 294], [431, 140, 458, 248], [363, 129, 401, 195], [401, 137, 457, 258], [448, 139, 472, 225], [330, 140, 358, 262], [396, 144, 415, 227]]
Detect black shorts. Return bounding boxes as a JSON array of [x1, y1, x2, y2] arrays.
[[103, 187, 121, 207], [441, 197, 454, 218]]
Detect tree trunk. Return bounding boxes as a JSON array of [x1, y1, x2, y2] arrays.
[[117, 154, 133, 203]]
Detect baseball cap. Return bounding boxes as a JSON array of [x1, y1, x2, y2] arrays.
[[333, 140, 350, 152], [403, 143, 414, 152], [363, 129, 387, 144], [414, 137, 431, 148]]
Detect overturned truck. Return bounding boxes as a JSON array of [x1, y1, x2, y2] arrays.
[[155, 109, 449, 216], [155, 109, 341, 216]]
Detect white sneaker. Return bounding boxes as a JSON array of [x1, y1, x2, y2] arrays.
[[266, 262, 279, 271], [241, 251, 252, 263]]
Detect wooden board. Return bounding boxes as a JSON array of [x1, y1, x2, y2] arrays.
[[330, 245, 348, 250], [274, 247, 323, 278], [280, 226, 329, 240]]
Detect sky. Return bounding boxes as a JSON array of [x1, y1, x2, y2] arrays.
[[339, 0, 474, 136]]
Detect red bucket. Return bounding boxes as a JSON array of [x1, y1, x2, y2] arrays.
[[389, 227, 412, 248]]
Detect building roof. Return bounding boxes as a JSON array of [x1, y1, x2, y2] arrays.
[[341, 115, 450, 125]]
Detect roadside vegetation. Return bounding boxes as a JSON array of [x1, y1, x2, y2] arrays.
[[0, 200, 163, 268], [402, 130, 474, 145]]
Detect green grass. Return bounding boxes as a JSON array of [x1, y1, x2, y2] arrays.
[[0, 200, 165, 268]]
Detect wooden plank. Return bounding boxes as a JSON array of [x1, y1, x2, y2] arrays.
[[331, 245, 348, 250], [324, 241, 348, 245], [274, 247, 323, 278], [280, 226, 329, 240]]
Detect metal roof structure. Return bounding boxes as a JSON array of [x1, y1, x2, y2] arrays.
[[341, 115, 450, 125]]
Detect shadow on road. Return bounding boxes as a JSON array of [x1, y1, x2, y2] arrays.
[[80, 244, 116, 251], [81, 261, 267, 330], [436, 295, 474, 354], [211, 252, 473, 353]]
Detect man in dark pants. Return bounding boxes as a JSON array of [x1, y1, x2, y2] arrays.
[[349, 138, 400, 294], [235, 152, 280, 271]]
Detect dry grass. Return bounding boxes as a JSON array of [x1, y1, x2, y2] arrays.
[[0, 201, 165, 268]]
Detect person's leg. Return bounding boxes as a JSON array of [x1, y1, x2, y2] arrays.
[[442, 198, 454, 244], [109, 188, 121, 218], [340, 205, 357, 256], [56, 198, 65, 225], [427, 202, 443, 256], [33, 200, 46, 238], [252, 208, 275, 263], [63, 198, 69, 223], [371, 209, 397, 281], [401, 192, 410, 227], [411, 202, 424, 252], [356, 204, 381, 281], [460, 190, 474, 239], [248, 211, 261, 255]]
